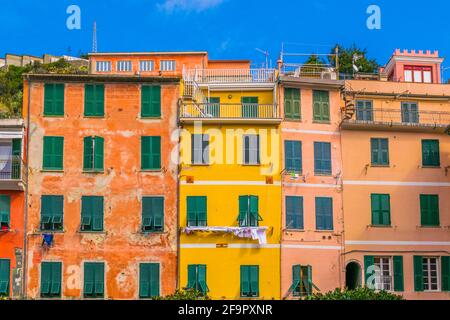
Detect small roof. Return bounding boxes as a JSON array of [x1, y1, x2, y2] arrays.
[[88, 51, 208, 56]]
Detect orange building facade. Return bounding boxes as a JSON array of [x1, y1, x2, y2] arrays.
[[0, 119, 25, 298], [22, 52, 210, 299], [341, 50, 450, 300]]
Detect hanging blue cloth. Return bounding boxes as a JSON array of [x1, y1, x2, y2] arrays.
[[42, 234, 54, 246]]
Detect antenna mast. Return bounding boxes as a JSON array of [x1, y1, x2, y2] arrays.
[[92, 21, 98, 53]]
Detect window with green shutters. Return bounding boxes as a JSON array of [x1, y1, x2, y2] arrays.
[[315, 197, 333, 231], [84, 262, 104, 298], [0, 195, 11, 230], [290, 265, 314, 296], [12, 138, 22, 180], [44, 83, 65, 116], [401, 102, 419, 123], [371, 194, 391, 226], [187, 196, 207, 227], [83, 136, 104, 172], [40, 195, 64, 231], [420, 194, 440, 227], [240, 265, 259, 297], [313, 90, 330, 122], [286, 196, 303, 230], [241, 97, 258, 118], [284, 140, 302, 173], [43, 136, 64, 170], [139, 263, 160, 298], [141, 85, 161, 118], [207, 97, 220, 118], [371, 138, 389, 166], [0, 259, 9, 297], [238, 196, 262, 227], [186, 265, 209, 294], [414, 256, 440, 292], [84, 84, 105, 117], [356, 100, 373, 121], [442, 256, 450, 292], [314, 142, 331, 175], [191, 134, 209, 165], [284, 88, 301, 120], [363, 256, 404, 292], [243, 135, 260, 165], [40, 262, 62, 298], [141, 136, 161, 170], [422, 140, 440, 167], [80, 196, 104, 232], [142, 196, 164, 232]]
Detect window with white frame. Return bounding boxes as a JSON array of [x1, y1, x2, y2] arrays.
[[117, 60, 132, 72], [160, 60, 176, 71], [96, 61, 111, 72], [374, 257, 392, 291], [423, 257, 439, 291], [404, 66, 433, 83], [140, 60, 154, 72]]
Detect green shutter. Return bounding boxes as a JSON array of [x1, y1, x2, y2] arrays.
[[422, 140, 440, 167], [197, 197, 207, 226], [0, 259, 10, 296], [198, 265, 208, 293], [371, 194, 390, 226], [249, 196, 259, 227], [43, 137, 64, 170], [84, 263, 94, 296], [442, 256, 450, 292], [141, 86, 161, 118], [142, 197, 164, 232], [94, 263, 104, 296], [139, 264, 150, 298], [393, 256, 404, 292], [83, 137, 93, 171], [240, 266, 250, 296], [92, 197, 104, 231], [41, 196, 63, 231], [187, 197, 196, 227], [316, 197, 333, 231], [314, 142, 331, 175], [85, 84, 105, 117], [238, 196, 249, 227], [142, 136, 161, 170], [371, 138, 389, 165], [364, 256, 374, 286], [149, 263, 160, 297], [249, 266, 259, 297], [413, 256, 424, 292], [291, 265, 301, 295], [285, 88, 300, 120], [313, 90, 330, 122], [421, 195, 440, 227], [187, 265, 197, 289], [94, 137, 104, 171], [44, 84, 64, 116], [285, 140, 302, 172], [50, 262, 62, 296], [0, 195, 10, 226], [40, 262, 51, 296]]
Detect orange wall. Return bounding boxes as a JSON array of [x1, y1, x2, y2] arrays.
[[279, 83, 345, 296], [24, 80, 179, 299]]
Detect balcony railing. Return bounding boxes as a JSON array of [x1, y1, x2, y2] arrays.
[[281, 63, 338, 80], [180, 103, 280, 121], [342, 108, 450, 132], [184, 69, 276, 84], [0, 156, 22, 180]]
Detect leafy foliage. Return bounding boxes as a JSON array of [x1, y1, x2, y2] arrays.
[[329, 44, 380, 76], [304, 287, 404, 300], [0, 59, 88, 118], [153, 289, 210, 300]]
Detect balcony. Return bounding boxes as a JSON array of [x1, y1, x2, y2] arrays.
[[179, 103, 281, 124], [183, 68, 276, 88], [0, 155, 24, 190], [341, 108, 450, 133]]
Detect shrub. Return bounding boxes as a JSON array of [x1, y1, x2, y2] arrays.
[[304, 287, 404, 300], [153, 289, 210, 300]]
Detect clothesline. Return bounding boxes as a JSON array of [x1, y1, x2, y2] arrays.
[[183, 226, 268, 245]]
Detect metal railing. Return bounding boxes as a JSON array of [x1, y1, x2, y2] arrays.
[[343, 108, 450, 128], [184, 68, 276, 84], [0, 156, 22, 180], [180, 103, 279, 120], [282, 63, 338, 80]]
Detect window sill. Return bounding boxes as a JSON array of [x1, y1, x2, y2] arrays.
[[41, 169, 64, 173], [140, 169, 162, 173], [314, 173, 332, 177], [242, 164, 261, 167], [190, 164, 210, 167], [418, 225, 441, 229], [369, 225, 392, 228], [315, 229, 334, 232], [284, 229, 305, 232], [371, 164, 390, 168], [43, 115, 64, 118], [83, 170, 105, 174], [140, 116, 162, 120], [421, 166, 441, 169], [36, 230, 66, 234], [141, 230, 165, 235], [78, 230, 106, 234], [284, 118, 302, 122], [84, 115, 105, 119], [312, 120, 331, 124]]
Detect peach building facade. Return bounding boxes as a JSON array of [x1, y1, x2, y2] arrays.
[[279, 77, 345, 298], [341, 50, 450, 300]]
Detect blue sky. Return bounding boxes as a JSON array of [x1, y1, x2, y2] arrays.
[[1, 0, 450, 71]]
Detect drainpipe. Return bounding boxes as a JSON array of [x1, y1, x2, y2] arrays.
[[22, 75, 31, 299], [175, 96, 182, 292]]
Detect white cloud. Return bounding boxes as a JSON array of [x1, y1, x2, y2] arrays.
[[157, 0, 225, 13]]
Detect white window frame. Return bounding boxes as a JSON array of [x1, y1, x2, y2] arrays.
[[117, 60, 132, 72], [96, 61, 111, 72], [140, 60, 154, 72], [423, 257, 440, 292], [373, 257, 393, 291], [160, 60, 176, 72], [243, 134, 259, 165]]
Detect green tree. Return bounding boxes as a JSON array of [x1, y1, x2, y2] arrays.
[[304, 287, 404, 300], [153, 289, 210, 300], [330, 44, 379, 76]]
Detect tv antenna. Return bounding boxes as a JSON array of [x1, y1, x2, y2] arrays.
[[256, 48, 269, 69], [92, 21, 98, 53]]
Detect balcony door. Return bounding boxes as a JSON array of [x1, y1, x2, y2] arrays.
[[242, 97, 258, 118], [0, 142, 12, 180]]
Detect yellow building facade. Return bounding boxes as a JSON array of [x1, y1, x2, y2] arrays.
[[178, 62, 282, 299]]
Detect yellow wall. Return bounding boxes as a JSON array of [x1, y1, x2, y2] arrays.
[[179, 89, 281, 299]]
